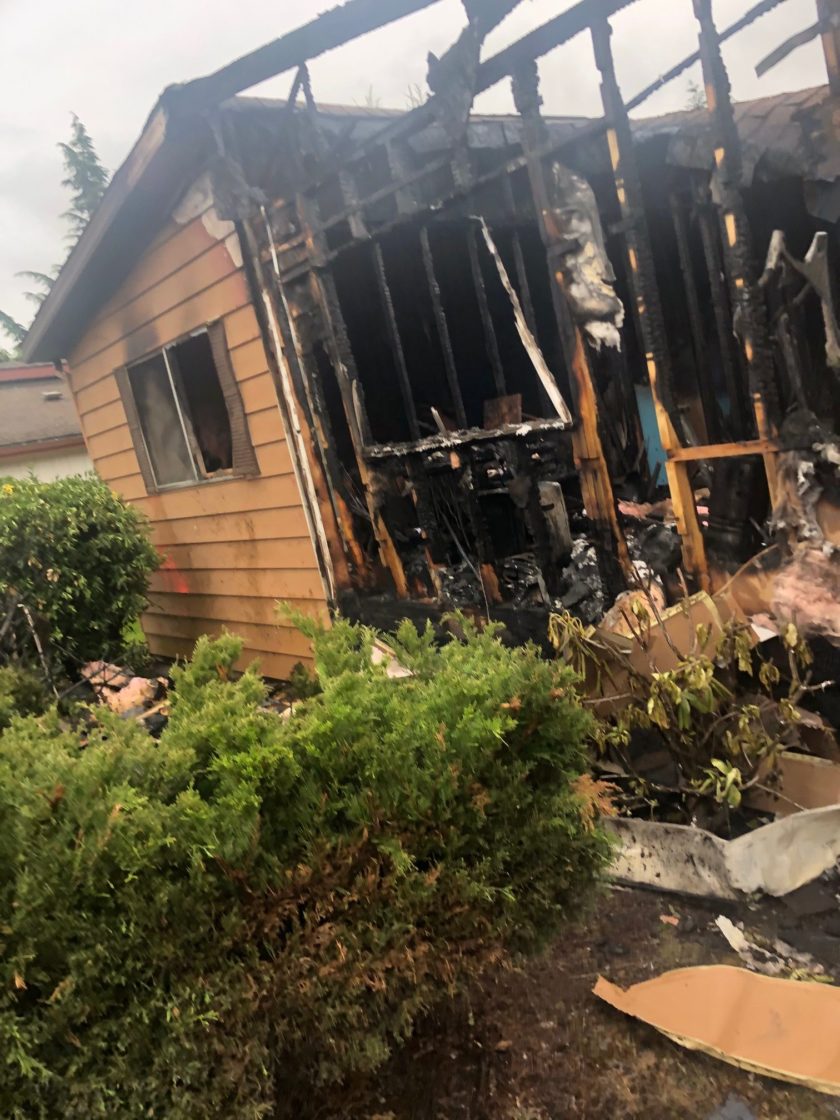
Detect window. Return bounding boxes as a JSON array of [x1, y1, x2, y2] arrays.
[[116, 323, 258, 491]]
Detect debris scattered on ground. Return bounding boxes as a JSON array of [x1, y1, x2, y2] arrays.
[[599, 581, 667, 637], [706, 1094, 758, 1120], [594, 964, 840, 1097], [605, 806, 840, 899], [80, 660, 131, 690], [782, 878, 840, 919], [371, 640, 413, 679], [81, 660, 169, 725], [556, 537, 604, 624], [101, 675, 157, 715], [714, 915, 827, 979]]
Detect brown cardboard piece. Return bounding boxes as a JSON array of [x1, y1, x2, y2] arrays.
[[589, 591, 746, 713], [594, 965, 840, 1097], [796, 708, 840, 763], [745, 750, 840, 817]]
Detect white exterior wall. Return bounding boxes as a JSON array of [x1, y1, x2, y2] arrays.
[[1, 446, 93, 482]]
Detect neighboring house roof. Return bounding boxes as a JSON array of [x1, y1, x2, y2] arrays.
[[22, 79, 836, 366], [0, 365, 84, 455]]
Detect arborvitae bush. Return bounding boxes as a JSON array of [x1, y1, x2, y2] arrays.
[[0, 474, 159, 665], [0, 619, 609, 1119], [0, 666, 47, 729]]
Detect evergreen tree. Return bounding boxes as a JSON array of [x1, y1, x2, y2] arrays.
[[0, 311, 26, 349], [15, 270, 57, 307], [58, 113, 109, 243], [0, 115, 109, 351]]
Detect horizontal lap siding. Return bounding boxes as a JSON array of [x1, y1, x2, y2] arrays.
[[68, 205, 327, 678]]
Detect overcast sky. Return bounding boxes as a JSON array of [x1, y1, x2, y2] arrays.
[[0, 0, 824, 338]]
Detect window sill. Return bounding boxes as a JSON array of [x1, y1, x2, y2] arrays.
[[146, 470, 243, 495]]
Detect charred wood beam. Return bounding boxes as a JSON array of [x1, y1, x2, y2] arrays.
[[264, 237, 369, 581], [166, 0, 445, 117], [818, 0, 840, 97], [291, 192, 410, 595], [303, 0, 638, 196], [468, 223, 507, 396], [669, 191, 721, 443], [669, 438, 776, 462], [500, 176, 538, 337], [512, 60, 631, 594], [755, 19, 821, 79], [420, 225, 469, 429], [592, 18, 709, 590], [626, 0, 790, 112], [371, 241, 422, 440], [692, 0, 781, 505], [363, 417, 570, 459], [694, 190, 748, 435], [240, 212, 348, 600], [475, 0, 637, 93], [427, 0, 524, 179], [213, 107, 355, 595], [510, 231, 538, 331], [311, 265, 410, 595]]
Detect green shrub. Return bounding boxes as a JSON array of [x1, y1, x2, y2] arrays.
[[0, 474, 159, 666], [0, 621, 608, 1119], [0, 665, 47, 729]]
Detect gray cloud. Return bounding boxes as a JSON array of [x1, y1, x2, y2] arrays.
[[0, 0, 824, 335]]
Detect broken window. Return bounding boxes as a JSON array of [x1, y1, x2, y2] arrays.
[[116, 323, 258, 492]]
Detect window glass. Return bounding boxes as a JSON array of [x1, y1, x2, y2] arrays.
[[168, 334, 233, 474], [127, 353, 196, 487]]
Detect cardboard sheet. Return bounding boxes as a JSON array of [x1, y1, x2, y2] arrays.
[[746, 750, 840, 817], [588, 591, 751, 714], [594, 965, 840, 1096]]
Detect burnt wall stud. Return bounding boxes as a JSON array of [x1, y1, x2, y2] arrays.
[[591, 17, 709, 590], [467, 222, 507, 396], [669, 191, 721, 442], [295, 190, 410, 595], [420, 225, 469, 429], [692, 0, 780, 506], [819, 0, 840, 98], [501, 175, 539, 338], [693, 186, 749, 435], [371, 241, 422, 440], [512, 59, 632, 590]]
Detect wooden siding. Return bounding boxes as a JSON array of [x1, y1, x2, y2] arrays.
[[68, 196, 328, 678]]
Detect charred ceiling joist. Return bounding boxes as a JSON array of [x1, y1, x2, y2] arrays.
[[207, 0, 840, 630]]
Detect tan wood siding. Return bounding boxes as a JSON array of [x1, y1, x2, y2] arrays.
[[68, 201, 327, 677]]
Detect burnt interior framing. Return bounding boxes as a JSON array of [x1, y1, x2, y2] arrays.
[[204, 0, 839, 628]]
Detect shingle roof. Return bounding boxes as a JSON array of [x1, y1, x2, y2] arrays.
[[632, 85, 838, 184], [0, 371, 83, 451]]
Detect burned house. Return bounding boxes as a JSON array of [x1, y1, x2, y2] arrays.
[[22, 0, 840, 674]]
